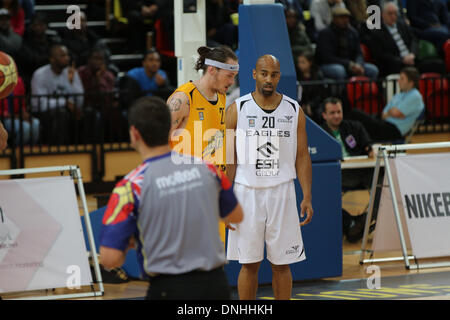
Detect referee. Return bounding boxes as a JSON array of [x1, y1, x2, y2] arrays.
[[99, 96, 243, 300]]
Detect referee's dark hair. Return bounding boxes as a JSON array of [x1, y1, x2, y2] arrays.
[[128, 96, 171, 147]]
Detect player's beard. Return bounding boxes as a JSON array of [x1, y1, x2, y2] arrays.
[[261, 85, 274, 97]]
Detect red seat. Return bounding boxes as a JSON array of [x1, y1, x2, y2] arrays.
[[419, 73, 449, 120], [425, 92, 449, 119], [360, 43, 374, 63], [154, 19, 175, 58], [347, 76, 382, 114], [444, 40, 450, 73], [419, 73, 448, 96]]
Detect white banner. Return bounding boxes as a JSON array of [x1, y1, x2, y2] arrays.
[[0, 177, 92, 293], [395, 153, 450, 259], [372, 159, 412, 253]]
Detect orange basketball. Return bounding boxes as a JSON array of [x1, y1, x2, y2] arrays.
[[0, 51, 18, 99]]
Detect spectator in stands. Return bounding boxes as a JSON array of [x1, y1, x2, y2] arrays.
[[61, 11, 101, 67], [309, 0, 346, 33], [78, 46, 116, 112], [31, 44, 84, 144], [78, 46, 120, 143], [285, 8, 313, 57], [367, 0, 410, 24], [17, 13, 61, 89], [406, 0, 450, 54], [0, 8, 21, 57], [127, 49, 174, 100], [347, 67, 424, 142], [206, 0, 238, 49], [120, 0, 159, 53], [321, 97, 374, 161], [277, 0, 304, 23], [1, 76, 40, 145], [296, 49, 326, 123], [321, 97, 374, 242], [316, 7, 379, 80], [344, 0, 366, 27], [343, 0, 371, 43], [0, 0, 24, 36], [368, 2, 445, 76]]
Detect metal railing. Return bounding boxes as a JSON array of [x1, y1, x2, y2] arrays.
[[298, 74, 449, 133], [1, 75, 448, 185]]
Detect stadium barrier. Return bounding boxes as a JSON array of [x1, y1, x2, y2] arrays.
[[0, 75, 448, 189]]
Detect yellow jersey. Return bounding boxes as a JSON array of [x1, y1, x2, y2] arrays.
[[169, 82, 228, 243], [169, 82, 227, 172]]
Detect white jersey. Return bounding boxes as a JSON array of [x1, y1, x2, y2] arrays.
[[234, 93, 299, 188]]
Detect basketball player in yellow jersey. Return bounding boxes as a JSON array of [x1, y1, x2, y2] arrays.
[[167, 46, 239, 243]]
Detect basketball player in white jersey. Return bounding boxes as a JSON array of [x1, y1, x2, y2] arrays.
[[226, 54, 313, 300]]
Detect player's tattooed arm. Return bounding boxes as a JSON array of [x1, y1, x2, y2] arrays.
[[167, 91, 190, 134]]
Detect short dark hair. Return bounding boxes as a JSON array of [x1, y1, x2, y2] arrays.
[[195, 45, 238, 73], [128, 96, 171, 147], [88, 46, 106, 60], [297, 49, 315, 63], [143, 48, 159, 61], [31, 12, 48, 25], [49, 44, 67, 58], [400, 67, 420, 88], [322, 97, 343, 113]]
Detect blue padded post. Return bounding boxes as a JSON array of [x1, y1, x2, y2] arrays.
[[238, 4, 297, 99]]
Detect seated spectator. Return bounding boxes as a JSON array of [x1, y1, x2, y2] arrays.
[[320, 96, 378, 242], [127, 49, 174, 100], [406, 0, 450, 54], [316, 7, 379, 80], [0, 8, 21, 57], [0, 0, 24, 36], [1, 76, 40, 145], [277, 0, 304, 24], [344, 0, 366, 28], [347, 67, 424, 142], [61, 11, 101, 67], [310, 0, 346, 33], [285, 8, 313, 57], [78, 47, 115, 107], [120, 0, 159, 53], [206, 0, 238, 49], [78, 47, 120, 142], [31, 44, 84, 145], [367, 0, 409, 25], [368, 2, 445, 76], [296, 49, 326, 123], [17, 12, 61, 89]]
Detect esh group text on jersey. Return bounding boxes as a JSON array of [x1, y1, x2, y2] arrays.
[[177, 304, 273, 318]]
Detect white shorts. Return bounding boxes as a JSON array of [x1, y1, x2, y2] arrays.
[[226, 180, 306, 265]]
